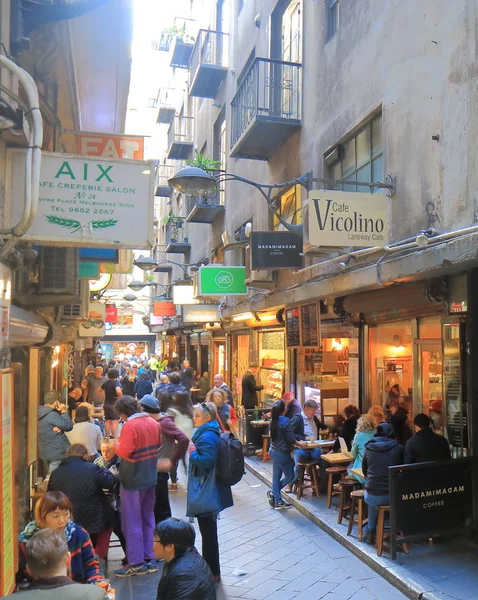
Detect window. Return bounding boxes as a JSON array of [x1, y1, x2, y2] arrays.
[[273, 184, 302, 231], [148, 98, 158, 109], [214, 111, 227, 205], [327, 115, 383, 192], [327, 0, 339, 41]]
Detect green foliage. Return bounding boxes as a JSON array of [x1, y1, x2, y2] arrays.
[[186, 151, 221, 171]]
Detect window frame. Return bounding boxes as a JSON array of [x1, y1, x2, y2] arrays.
[[272, 184, 302, 231]]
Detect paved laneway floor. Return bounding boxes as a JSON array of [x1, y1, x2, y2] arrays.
[[108, 469, 408, 600]]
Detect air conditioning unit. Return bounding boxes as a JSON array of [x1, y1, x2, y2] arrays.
[[60, 280, 90, 320], [245, 246, 275, 289], [38, 247, 78, 295]]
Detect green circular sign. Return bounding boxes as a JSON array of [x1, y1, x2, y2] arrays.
[[215, 270, 234, 289]]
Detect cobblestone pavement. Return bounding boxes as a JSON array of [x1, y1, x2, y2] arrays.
[[108, 469, 408, 600]]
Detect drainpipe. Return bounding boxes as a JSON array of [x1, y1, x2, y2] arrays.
[[0, 54, 42, 260]]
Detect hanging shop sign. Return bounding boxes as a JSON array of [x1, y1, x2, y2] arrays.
[[182, 304, 220, 323], [250, 231, 303, 270], [153, 301, 176, 317], [150, 314, 164, 326], [79, 262, 100, 279], [173, 285, 199, 305], [7, 150, 154, 249], [79, 248, 118, 262], [105, 305, 118, 323], [198, 266, 248, 296], [308, 190, 389, 248], [389, 458, 473, 559], [79, 302, 105, 337], [286, 303, 320, 348], [89, 273, 112, 292], [74, 132, 145, 160]]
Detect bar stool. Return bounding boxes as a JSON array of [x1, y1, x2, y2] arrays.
[[376, 505, 411, 557], [347, 489, 367, 541], [325, 466, 348, 508], [337, 478, 360, 524], [294, 461, 320, 500], [261, 434, 270, 462]]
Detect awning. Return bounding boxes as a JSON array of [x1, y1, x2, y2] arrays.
[[9, 305, 72, 346]]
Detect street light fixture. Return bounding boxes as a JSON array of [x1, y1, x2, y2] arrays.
[[133, 256, 159, 271]]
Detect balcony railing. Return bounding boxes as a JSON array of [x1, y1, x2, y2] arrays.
[[167, 116, 194, 160], [185, 193, 225, 224], [155, 164, 175, 197], [189, 30, 228, 98], [165, 217, 191, 254], [230, 58, 302, 160]]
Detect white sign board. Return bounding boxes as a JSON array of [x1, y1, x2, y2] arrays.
[[308, 190, 389, 248], [7, 150, 154, 248], [78, 302, 106, 338]]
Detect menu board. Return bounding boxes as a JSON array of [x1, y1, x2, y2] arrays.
[[300, 303, 319, 347], [286, 307, 300, 347]]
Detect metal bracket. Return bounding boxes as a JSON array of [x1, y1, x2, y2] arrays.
[[310, 175, 396, 197]]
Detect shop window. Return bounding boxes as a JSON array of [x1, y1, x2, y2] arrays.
[[326, 0, 339, 41], [258, 330, 285, 403], [273, 184, 302, 231], [327, 115, 383, 192], [368, 321, 413, 412]]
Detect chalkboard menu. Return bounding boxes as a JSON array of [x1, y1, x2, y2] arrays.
[[286, 307, 300, 347], [300, 303, 319, 347]]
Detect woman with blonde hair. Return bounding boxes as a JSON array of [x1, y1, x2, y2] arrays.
[[205, 388, 238, 434], [367, 405, 385, 427], [348, 414, 376, 484], [121, 367, 137, 397]]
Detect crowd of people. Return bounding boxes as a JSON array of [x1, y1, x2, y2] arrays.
[[267, 394, 451, 544], [22, 354, 245, 598]]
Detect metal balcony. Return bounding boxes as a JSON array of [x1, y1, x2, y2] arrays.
[[164, 217, 191, 254], [185, 195, 225, 224], [170, 38, 194, 69], [230, 58, 302, 160], [167, 116, 194, 160], [155, 164, 175, 198], [153, 251, 173, 274], [189, 30, 228, 98]]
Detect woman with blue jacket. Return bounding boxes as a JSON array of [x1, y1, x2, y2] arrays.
[[187, 401, 233, 582], [268, 399, 298, 510], [348, 414, 375, 484]]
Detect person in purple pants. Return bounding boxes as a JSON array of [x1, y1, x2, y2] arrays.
[[113, 396, 162, 577]]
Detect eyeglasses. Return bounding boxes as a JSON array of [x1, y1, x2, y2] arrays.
[[153, 539, 161, 545], [201, 402, 211, 415]]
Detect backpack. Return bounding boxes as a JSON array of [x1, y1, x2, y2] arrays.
[[216, 432, 244, 486]]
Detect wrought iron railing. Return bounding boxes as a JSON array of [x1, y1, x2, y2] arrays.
[[165, 216, 187, 245], [167, 116, 194, 149], [189, 29, 228, 78], [230, 57, 302, 149]]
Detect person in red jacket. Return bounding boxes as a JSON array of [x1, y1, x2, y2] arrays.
[[113, 396, 162, 578]]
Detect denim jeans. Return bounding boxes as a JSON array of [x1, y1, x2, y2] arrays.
[[293, 448, 323, 481], [270, 449, 295, 502], [364, 491, 389, 533]]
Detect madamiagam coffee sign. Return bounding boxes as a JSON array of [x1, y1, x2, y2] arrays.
[[7, 150, 154, 249], [251, 231, 303, 270], [308, 190, 389, 248]]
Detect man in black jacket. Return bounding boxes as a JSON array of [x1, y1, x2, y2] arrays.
[[362, 422, 404, 544], [404, 413, 451, 464], [154, 518, 216, 599], [180, 360, 194, 391], [241, 363, 263, 409]]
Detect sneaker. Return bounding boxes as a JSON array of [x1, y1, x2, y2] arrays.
[[114, 563, 149, 577], [266, 490, 274, 507], [145, 559, 159, 573], [274, 500, 293, 510], [363, 530, 376, 545], [169, 483, 178, 492]]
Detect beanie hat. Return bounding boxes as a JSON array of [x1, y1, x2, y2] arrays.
[[139, 394, 160, 412], [374, 422, 394, 438]]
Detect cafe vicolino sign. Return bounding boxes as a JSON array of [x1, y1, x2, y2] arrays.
[[308, 190, 389, 248], [7, 149, 154, 249]]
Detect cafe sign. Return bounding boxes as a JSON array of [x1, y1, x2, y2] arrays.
[[389, 458, 472, 559], [182, 304, 220, 323], [198, 266, 248, 296], [308, 190, 389, 248], [7, 150, 154, 249], [250, 231, 303, 270]]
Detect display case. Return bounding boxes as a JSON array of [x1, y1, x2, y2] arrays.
[[259, 329, 285, 406], [261, 364, 284, 403]]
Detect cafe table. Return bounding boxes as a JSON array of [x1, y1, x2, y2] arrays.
[[250, 420, 270, 427], [299, 440, 335, 450], [321, 452, 353, 465]]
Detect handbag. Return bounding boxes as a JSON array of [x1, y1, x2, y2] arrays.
[[186, 465, 221, 517]]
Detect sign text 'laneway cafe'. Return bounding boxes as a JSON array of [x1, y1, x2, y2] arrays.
[[7, 150, 154, 249], [308, 190, 389, 248]]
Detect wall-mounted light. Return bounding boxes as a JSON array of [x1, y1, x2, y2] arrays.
[[331, 338, 343, 351], [232, 312, 253, 321]]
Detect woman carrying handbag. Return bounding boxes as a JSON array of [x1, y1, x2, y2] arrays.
[[187, 401, 233, 582]]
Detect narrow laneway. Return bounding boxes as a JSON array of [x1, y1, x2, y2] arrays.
[[109, 470, 408, 600]]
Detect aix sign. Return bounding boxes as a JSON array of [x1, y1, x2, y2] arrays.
[[308, 190, 389, 248]]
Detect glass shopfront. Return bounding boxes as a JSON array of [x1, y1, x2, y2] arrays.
[[258, 329, 285, 405]]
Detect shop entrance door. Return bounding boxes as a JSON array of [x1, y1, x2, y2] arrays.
[[442, 320, 468, 458], [416, 341, 443, 426]]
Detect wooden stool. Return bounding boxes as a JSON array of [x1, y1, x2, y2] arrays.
[[295, 462, 320, 500], [376, 505, 410, 557], [261, 434, 270, 462], [337, 478, 359, 524], [326, 466, 348, 508], [347, 489, 367, 541]]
